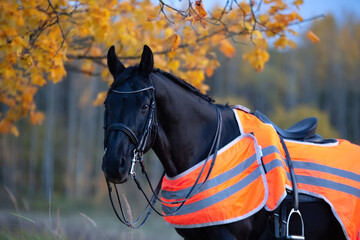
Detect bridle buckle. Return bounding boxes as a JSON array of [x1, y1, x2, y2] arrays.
[[130, 150, 143, 179]]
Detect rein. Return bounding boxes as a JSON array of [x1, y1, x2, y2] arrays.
[[103, 85, 158, 228], [103, 83, 223, 228], [133, 107, 222, 211]]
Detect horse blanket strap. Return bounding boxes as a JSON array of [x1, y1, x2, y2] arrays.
[[278, 136, 299, 211], [161, 108, 360, 240]]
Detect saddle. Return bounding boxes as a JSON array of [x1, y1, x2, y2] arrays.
[[254, 110, 336, 144]]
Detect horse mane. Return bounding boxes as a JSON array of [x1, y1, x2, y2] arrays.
[[153, 68, 215, 103], [109, 66, 215, 103]]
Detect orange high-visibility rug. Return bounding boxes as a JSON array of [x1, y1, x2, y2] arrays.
[[161, 109, 360, 240]]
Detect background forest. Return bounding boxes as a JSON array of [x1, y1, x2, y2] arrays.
[[1, 12, 360, 240]]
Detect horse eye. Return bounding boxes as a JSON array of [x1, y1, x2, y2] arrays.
[[141, 104, 149, 112]]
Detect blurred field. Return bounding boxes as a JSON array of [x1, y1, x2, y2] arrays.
[[0, 207, 181, 240], [0, 182, 181, 240]]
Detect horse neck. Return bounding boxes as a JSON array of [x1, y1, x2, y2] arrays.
[[150, 72, 239, 177]]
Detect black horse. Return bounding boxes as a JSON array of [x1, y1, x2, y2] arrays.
[[102, 45, 346, 240]]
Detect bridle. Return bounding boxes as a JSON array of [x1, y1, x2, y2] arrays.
[[103, 85, 157, 178], [103, 83, 160, 228], [103, 80, 223, 229]]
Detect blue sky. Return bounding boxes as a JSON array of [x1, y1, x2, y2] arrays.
[[299, 0, 360, 22], [161, 0, 360, 23]]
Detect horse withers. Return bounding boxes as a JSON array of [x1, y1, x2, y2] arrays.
[[102, 45, 359, 240]]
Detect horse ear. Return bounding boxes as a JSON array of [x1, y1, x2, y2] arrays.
[[107, 45, 125, 79], [138, 45, 154, 76]]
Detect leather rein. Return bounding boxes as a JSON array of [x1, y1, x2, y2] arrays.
[[103, 83, 223, 229]]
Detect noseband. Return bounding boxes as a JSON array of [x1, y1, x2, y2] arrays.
[[103, 85, 157, 178]]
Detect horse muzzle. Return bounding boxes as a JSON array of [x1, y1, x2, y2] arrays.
[[102, 153, 130, 184]]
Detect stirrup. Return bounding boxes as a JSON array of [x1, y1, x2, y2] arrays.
[[286, 208, 305, 240]]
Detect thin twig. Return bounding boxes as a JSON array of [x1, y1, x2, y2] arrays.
[[47, 0, 66, 58]]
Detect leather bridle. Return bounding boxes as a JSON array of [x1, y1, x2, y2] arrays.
[[103, 83, 160, 228], [103, 85, 158, 177], [103, 81, 223, 229]]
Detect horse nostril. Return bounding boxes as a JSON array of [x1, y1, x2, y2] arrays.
[[102, 157, 129, 183], [119, 157, 127, 170]]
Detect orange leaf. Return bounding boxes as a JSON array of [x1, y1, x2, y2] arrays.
[[205, 67, 214, 77], [166, 34, 181, 51], [219, 39, 236, 58], [293, 0, 303, 9], [195, 0, 207, 18], [0, 119, 12, 134], [30, 111, 45, 125], [306, 31, 320, 43]]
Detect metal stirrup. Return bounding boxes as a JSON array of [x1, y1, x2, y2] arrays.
[[286, 208, 305, 240]]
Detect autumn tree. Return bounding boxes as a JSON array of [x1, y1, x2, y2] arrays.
[[0, 0, 317, 135]]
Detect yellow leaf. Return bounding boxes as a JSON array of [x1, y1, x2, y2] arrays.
[[291, 11, 303, 22], [243, 48, 270, 72], [287, 39, 297, 48], [10, 125, 19, 137], [274, 36, 297, 49], [219, 39, 236, 58], [238, 2, 251, 15], [258, 14, 270, 24], [31, 74, 46, 86], [306, 31, 320, 43], [168, 60, 180, 72], [81, 60, 95, 74], [273, 36, 288, 49], [79, 25, 91, 37], [93, 91, 107, 106]]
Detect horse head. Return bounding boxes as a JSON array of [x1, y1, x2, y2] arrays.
[[102, 45, 157, 183]]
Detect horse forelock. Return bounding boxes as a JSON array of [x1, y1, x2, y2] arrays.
[[109, 66, 138, 91]]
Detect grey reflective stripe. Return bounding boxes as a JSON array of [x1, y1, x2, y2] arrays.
[[264, 159, 286, 173], [296, 175, 360, 198], [293, 161, 360, 183], [262, 145, 289, 168], [262, 145, 360, 198], [262, 145, 279, 156], [162, 167, 264, 215], [263, 145, 360, 185], [162, 153, 258, 201], [285, 170, 360, 198]]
